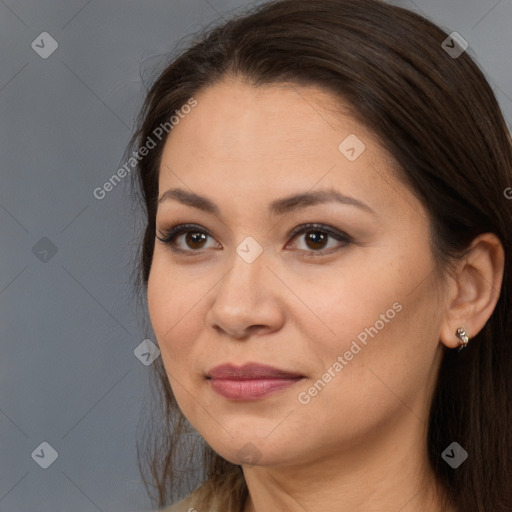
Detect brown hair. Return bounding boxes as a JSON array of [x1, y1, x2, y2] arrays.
[[128, 0, 512, 510]]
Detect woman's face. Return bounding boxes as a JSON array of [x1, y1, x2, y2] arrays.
[[147, 78, 449, 467]]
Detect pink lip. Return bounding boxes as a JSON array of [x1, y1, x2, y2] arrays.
[[207, 363, 305, 401]]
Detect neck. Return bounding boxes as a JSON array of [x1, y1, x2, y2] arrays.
[[241, 413, 454, 512]]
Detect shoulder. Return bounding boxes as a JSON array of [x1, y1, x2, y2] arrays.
[[159, 485, 221, 512]]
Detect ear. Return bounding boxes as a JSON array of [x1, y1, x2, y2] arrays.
[[439, 232, 505, 349]]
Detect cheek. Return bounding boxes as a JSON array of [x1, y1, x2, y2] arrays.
[[290, 301, 439, 452], [147, 269, 193, 411], [283, 254, 408, 357], [147, 255, 207, 374], [296, 245, 439, 391], [316, 276, 441, 428]]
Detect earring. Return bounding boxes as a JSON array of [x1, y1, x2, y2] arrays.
[[456, 327, 469, 351]]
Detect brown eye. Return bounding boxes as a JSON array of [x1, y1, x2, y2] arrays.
[[184, 231, 208, 249], [304, 231, 329, 250], [156, 224, 219, 254], [287, 224, 352, 257]]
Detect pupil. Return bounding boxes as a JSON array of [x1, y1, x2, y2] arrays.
[[307, 231, 327, 249], [187, 232, 206, 248]]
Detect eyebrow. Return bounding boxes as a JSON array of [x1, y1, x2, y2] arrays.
[[157, 187, 377, 217]]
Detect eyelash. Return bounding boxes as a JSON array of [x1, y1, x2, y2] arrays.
[[155, 223, 353, 258]]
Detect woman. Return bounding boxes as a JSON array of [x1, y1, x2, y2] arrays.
[[128, 0, 512, 510]]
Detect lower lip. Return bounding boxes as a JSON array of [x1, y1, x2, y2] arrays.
[[208, 377, 304, 400]]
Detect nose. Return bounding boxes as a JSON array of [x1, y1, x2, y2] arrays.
[[205, 246, 285, 340]]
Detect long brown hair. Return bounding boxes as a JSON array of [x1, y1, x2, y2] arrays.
[[127, 1, 512, 510]]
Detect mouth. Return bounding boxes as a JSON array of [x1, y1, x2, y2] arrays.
[[206, 362, 305, 401]]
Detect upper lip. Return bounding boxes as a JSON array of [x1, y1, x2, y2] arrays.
[[207, 363, 304, 380]]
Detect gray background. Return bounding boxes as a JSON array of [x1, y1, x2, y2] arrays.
[[0, 0, 510, 511]]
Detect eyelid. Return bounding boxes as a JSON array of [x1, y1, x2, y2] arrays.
[[286, 223, 351, 244]]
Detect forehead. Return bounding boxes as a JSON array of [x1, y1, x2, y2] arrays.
[[158, 78, 407, 215], [163, 78, 371, 158]]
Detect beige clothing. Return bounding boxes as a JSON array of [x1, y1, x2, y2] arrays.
[[160, 485, 225, 512]]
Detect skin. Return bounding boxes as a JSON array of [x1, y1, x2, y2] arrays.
[[147, 76, 504, 512]]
